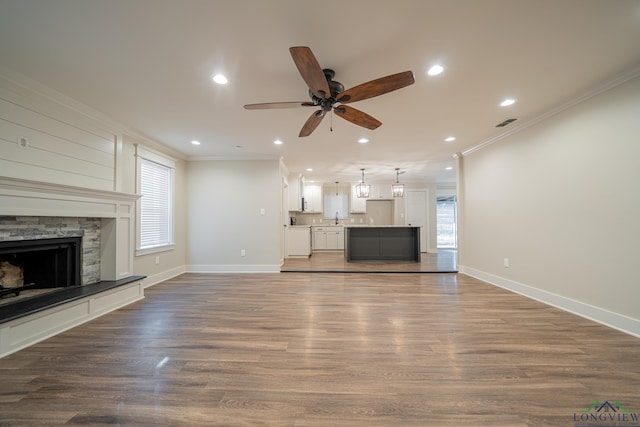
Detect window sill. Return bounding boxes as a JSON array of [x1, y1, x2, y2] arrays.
[[136, 244, 175, 257]]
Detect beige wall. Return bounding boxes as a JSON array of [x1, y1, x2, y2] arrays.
[[186, 159, 282, 271], [459, 75, 640, 335]]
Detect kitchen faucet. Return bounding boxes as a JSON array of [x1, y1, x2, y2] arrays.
[[335, 212, 339, 225]]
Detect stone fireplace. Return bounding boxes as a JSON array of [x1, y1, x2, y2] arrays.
[[0, 217, 102, 306]]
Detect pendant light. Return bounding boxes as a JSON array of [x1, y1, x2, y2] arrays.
[[392, 168, 404, 197], [355, 168, 370, 198]]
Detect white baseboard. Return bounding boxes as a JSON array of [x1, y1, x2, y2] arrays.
[[141, 266, 186, 289], [186, 264, 281, 273], [0, 280, 144, 358], [458, 265, 640, 338]]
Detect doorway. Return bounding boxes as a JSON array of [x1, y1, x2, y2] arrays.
[[405, 189, 428, 252]]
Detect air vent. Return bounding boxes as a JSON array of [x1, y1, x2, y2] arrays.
[[496, 118, 517, 128]]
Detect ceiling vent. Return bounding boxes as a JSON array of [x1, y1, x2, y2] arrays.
[[496, 118, 517, 128]]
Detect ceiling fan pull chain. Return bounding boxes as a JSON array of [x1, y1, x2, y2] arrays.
[[330, 110, 333, 132]]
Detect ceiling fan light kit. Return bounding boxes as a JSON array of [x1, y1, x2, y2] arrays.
[[244, 46, 415, 137]]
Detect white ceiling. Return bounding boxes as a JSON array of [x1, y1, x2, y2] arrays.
[[1, 0, 639, 185]]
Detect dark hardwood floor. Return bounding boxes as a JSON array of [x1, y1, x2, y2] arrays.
[[0, 271, 639, 426]]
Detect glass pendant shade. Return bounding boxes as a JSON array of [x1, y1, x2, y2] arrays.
[[392, 168, 404, 197], [356, 169, 370, 198], [392, 183, 404, 197]]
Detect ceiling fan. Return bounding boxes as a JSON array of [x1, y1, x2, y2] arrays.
[[243, 46, 415, 137]]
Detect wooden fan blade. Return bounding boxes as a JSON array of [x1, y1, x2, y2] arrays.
[[336, 71, 415, 104], [334, 105, 382, 130], [244, 101, 315, 110], [299, 110, 325, 137], [290, 46, 331, 99]]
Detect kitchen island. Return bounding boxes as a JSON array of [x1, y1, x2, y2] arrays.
[[344, 226, 420, 262]]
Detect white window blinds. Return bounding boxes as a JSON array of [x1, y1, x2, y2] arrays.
[[136, 145, 175, 253]]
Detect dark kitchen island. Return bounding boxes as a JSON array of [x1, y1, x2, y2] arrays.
[[344, 226, 421, 262]]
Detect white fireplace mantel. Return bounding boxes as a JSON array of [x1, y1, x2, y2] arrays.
[[0, 176, 139, 218], [0, 176, 140, 281]]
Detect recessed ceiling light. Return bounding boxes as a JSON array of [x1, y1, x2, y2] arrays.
[[212, 73, 228, 85], [358, 138, 369, 144], [444, 136, 456, 142], [427, 65, 444, 76], [500, 98, 516, 107], [191, 140, 201, 145], [273, 139, 283, 145], [445, 166, 453, 170], [306, 168, 313, 172]]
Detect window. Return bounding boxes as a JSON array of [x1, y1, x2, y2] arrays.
[[323, 193, 349, 220], [136, 145, 175, 255]]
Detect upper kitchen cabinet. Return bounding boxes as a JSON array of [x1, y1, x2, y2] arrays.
[[288, 173, 304, 211], [350, 184, 367, 213], [369, 183, 393, 199], [303, 182, 323, 213]]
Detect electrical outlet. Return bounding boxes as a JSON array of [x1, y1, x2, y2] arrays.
[[260, 208, 265, 215], [241, 249, 246, 257], [503, 258, 510, 268], [155, 256, 160, 265]]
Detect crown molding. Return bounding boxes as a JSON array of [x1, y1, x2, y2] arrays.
[[460, 63, 640, 157], [188, 155, 280, 162]]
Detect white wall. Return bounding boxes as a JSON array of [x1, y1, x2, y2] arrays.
[[459, 75, 640, 336], [186, 160, 282, 272]]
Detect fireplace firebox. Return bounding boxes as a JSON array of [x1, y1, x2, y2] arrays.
[[0, 237, 82, 299]]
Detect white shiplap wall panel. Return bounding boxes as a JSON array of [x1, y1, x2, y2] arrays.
[[0, 77, 117, 191], [0, 158, 113, 191], [0, 82, 116, 145], [0, 140, 113, 181], [0, 118, 114, 169]]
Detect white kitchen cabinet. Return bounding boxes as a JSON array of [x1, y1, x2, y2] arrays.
[[350, 184, 367, 213], [312, 229, 328, 250], [327, 229, 344, 250], [286, 226, 311, 257], [288, 174, 304, 211], [303, 183, 323, 213], [312, 226, 344, 251], [369, 183, 393, 199]]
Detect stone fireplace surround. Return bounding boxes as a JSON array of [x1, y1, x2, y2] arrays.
[[0, 216, 101, 286], [0, 177, 144, 357]]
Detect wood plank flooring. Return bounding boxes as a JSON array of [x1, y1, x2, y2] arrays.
[[281, 250, 458, 272], [1, 271, 639, 426]]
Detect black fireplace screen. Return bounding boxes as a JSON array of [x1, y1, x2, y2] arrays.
[[0, 237, 82, 295]]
